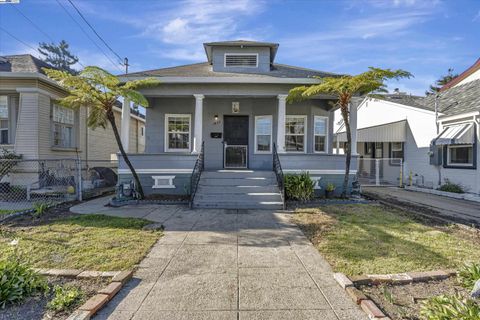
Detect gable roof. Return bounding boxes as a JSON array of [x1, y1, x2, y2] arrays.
[[428, 78, 480, 116], [203, 40, 279, 63], [123, 62, 338, 79], [440, 58, 480, 91], [0, 54, 54, 74], [372, 94, 431, 111]]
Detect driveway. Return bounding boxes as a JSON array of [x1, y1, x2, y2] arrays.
[[363, 187, 480, 227], [87, 205, 366, 320]]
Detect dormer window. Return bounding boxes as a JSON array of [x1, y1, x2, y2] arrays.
[[224, 53, 258, 67]]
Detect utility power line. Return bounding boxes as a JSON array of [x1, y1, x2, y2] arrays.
[[67, 0, 124, 65], [56, 0, 123, 72], [0, 26, 39, 52], [12, 5, 55, 42]]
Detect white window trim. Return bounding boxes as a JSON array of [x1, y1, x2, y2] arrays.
[[313, 116, 328, 153], [254, 115, 273, 154], [224, 53, 259, 68], [285, 115, 307, 154], [446, 144, 474, 167], [0, 95, 9, 145], [164, 114, 191, 153], [152, 176, 175, 189], [52, 104, 76, 149]]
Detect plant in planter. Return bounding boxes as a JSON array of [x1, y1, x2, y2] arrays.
[[325, 183, 336, 199], [284, 172, 315, 202]]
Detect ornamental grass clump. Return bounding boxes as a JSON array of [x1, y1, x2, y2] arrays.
[[420, 294, 480, 320], [458, 262, 480, 290], [0, 241, 48, 308]]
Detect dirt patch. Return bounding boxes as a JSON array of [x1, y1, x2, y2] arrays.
[[0, 276, 109, 320], [359, 278, 470, 320]]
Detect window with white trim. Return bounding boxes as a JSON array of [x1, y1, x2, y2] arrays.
[[0, 96, 9, 144], [314, 116, 328, 153], [447, 144, 473, 166], [389, 142, 404, 165], [165, 114, 191, 152], [285, 116, 306, 152], [52, 104, 75, 148], [255, 115, 272, 153], [225, 54, 258, 67]]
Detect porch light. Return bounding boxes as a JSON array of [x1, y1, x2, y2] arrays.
[[214, 114, 220, 124]]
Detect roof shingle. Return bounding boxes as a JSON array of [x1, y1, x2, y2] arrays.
[[0, 54, 54, 74], [426, 79, 480, 116]]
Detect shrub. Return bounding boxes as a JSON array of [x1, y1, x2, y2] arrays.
[[0, 257, 48, 308], [420, 294, 480, 320], [31, 201, 50, 218], [438, 179, 464, 194], [458, 262, 480, 289], [284, 172, 315, 202], [325, 183, 336, 192], [47, 285, 84, 312]]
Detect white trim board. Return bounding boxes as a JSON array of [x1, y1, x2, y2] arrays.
[[283, 169, 357, 174], [118, 169, 193, 174]]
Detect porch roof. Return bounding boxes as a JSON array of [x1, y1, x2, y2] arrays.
[[336, 120, 406, 143], [433, 123, 475, 145]]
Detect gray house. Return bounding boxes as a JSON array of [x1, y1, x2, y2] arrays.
[[117, 41, 359, 208]]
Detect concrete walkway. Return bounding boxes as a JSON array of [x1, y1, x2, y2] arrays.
[[363, 187, 480, 227], [72, 200, 366, 320]]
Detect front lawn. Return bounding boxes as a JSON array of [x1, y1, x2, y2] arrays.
[[293, 204, 480, 276], [0, 214, 161, 271]]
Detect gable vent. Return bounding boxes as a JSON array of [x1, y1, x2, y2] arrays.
[[225, 54, 257, 67]]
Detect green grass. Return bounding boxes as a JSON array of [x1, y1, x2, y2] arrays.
[[0, 214, 161, 271], [0, 209, 25, 215], [293, 204, 480, 276]]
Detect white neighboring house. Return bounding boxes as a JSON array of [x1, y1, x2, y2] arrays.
[[335, 94, 439, 187], [427, 59, 480, 195]]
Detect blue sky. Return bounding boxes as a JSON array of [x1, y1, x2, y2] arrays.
[[0, 0, 479, 95]]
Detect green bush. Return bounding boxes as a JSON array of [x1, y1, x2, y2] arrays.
[[284, 172, 315, 202], [47, 285, 84, 312], [458, 262, 480, 289], [32, 201, 50, 218], [438, 179, 465, 194], [420, 294, 480, 320], [0, 257, 48, 308]]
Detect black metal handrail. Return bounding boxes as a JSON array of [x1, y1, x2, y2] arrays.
[[273, 143, 286, 210], [189, 141, 205, 209]]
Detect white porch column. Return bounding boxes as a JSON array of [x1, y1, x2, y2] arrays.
[[192, 94, 204, 153], [349, 102, 358, 155], [276, 94, 287, 153], [121, 98, 131, 151]]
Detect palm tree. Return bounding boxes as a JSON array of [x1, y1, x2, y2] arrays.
[[44, 66, 159, 199], [288, 67, 412, 197]]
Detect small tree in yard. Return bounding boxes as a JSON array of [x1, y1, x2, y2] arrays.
[[44, 66, 159, 199], [288, 67, 412, 197]]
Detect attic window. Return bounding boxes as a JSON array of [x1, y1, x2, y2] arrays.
[[225, 54, 258, 67]]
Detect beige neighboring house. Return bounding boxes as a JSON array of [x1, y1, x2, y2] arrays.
[[0, 54, 145, 161]]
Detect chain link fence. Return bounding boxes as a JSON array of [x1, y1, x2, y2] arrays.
[[0, 158, 117, 214], [357, 158, 403, 187]]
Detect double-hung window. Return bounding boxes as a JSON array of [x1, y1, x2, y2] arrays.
[[52, 104, 75, 148], [255, 115, 272, 153], [389, 142, 404, 165], [0, 96, 8, 144], [285, 115, 306, 152], [447, 144, 474, 166], [314, 116, 328, 153], [165, 114, 191, 152]]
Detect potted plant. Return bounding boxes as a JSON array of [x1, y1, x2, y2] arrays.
[[325, 183, 336, 199]]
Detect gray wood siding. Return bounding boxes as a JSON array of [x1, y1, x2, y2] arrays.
[[14, 92, 39, 158], [212, 46, 271, 73]]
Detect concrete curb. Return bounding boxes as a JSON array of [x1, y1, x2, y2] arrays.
[[333, 269, 457, 319], [35, 268, 134, 320], [404, 186, 480, 203]]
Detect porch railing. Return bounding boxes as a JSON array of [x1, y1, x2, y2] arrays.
[[189, 141, 205, 208], [273, 143, 286, 210]]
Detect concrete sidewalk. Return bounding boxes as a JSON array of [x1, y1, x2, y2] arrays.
[[76, 202, 366, 319], [363, 187, 480, 227]]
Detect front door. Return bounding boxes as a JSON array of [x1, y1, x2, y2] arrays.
[[223, 116, 249, 168]]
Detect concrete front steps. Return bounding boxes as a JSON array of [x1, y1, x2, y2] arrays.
[[193, 170, 284, 209]]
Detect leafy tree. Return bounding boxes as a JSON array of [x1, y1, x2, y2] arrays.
[[426, 68, 458, 95], [44, 66, 159, 199], [38, 40, 79, 74], [288, 68, 412, 197]]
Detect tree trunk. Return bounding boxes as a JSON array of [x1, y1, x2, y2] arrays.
[[106, 109, 145, 199], [340, 103, 351, 198]]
